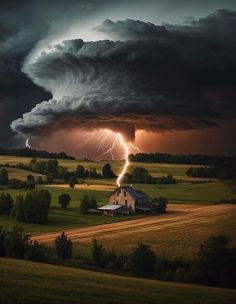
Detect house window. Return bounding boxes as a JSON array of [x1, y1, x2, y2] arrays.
[[124, 191, 126, 196], [116, 201, 118, 205], [125, 200, 128, 206]]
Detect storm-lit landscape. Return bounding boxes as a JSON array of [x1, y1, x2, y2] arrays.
[[0, 1, 236, 303]]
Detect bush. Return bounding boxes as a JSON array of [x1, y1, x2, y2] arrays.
[[0, 193, 13, 215], [152, 197, 168, 213], [55, 232, 73, 260], [27, 241, 46, 262]]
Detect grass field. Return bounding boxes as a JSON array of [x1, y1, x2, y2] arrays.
[[0, 155, 214, 179], [0, 167, 45, 180], [1, 258, 235, 304]]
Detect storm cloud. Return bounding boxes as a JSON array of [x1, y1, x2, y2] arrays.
[[11, 9, 236, 141]]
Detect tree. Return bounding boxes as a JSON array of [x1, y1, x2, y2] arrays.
[[26, 175, 36, 190], [58, 193, 71, 209], [0, 168, 8, 185], [80, 195, 97, 214], [68, 176, 77, 189], [55, 232, 72, 260], [92, 238, 105, 267], [152, 197, 168, 213], [11, 190, 51, 224], [129, 243, 157, 277], [102, 163, 115, 178], [80, 195, 90, 214], [0, 193, 13, 215], [76, 165, 86, 178], [11, 195, 25, 222]]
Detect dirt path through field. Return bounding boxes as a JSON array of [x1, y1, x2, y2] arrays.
[[32, 204, 235, 244]]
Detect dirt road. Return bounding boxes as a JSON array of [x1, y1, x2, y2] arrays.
[[32, 204, 235, 244]]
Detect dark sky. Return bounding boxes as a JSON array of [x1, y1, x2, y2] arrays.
[[1, 0, 236, 156]]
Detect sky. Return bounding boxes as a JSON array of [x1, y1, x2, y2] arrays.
[[1, 0, 236, 158]]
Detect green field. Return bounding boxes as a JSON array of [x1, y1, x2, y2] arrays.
[[0, 155, 214, 179], [0, 155, 235, 234], [1, 258, 235, 304]]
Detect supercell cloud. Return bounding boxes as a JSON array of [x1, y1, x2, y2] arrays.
[[11, 9, 236, 141]]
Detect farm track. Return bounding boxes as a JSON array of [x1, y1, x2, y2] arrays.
[[33, 204, 235, 244]]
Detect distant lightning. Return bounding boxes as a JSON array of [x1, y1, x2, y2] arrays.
[[26, 138, 31, 149], [104, 133, 119, 160]]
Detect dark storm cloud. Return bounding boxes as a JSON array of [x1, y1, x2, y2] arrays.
[[11, 10, 236, 141], [0, 0, 114, 145]]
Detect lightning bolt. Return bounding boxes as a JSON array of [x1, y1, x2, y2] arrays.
[[116, 133, 130, 187], [26, 138, 31, 149]]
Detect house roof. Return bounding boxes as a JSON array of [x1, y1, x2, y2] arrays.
[[98, 204, 123, 211], [108, 186, 148, 200]]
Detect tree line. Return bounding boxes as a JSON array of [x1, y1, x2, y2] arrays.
[[129, 153, 236, 166], [186, 164, 236, 180], [0, 147, 75, 159], [1, 227, 235, 289], [124, 167, 176, 184]]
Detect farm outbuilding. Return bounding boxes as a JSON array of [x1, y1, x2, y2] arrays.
[[99, 186, 152, 216]]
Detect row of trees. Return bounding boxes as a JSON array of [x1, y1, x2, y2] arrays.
[[0, 147, 74, 159], [0, 227, 72, 262], [0, 190, 51, 224], [129, 153, 236, 166], [90, 235, 236, 288], [186, 165, 236, 180], [124, 167, 176, 184]]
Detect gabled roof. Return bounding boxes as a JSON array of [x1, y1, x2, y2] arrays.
[[98, 204, 123, 210], [108, 186, 148, 200]]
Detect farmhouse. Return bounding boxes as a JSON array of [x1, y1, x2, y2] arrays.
[[98, 186, 151, 216]]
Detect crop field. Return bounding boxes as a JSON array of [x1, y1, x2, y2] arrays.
[[1, 258, 236, 304], [32, 204, 236, 260]]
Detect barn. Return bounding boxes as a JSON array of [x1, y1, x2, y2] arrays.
[[99, 186, 151, 216]]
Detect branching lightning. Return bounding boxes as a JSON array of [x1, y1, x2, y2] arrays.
[[103, 131, 140, 187]]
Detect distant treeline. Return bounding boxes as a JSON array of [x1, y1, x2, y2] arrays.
[[129, 153, 236, 166], [186, 164, 236, 180], [0, 147, 75, 160]]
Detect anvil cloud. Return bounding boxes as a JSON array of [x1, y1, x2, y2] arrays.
[[11, 10, 236, 142]]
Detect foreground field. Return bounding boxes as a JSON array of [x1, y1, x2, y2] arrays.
[[1, 258, 235, 304], [33, 204, 236, 259]]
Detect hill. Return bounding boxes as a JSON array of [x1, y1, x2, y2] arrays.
[[0, 258, 235, 304]]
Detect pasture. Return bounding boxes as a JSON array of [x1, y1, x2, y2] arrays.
[[1, 258, 236, 304], [0, 155, 235, 235]]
